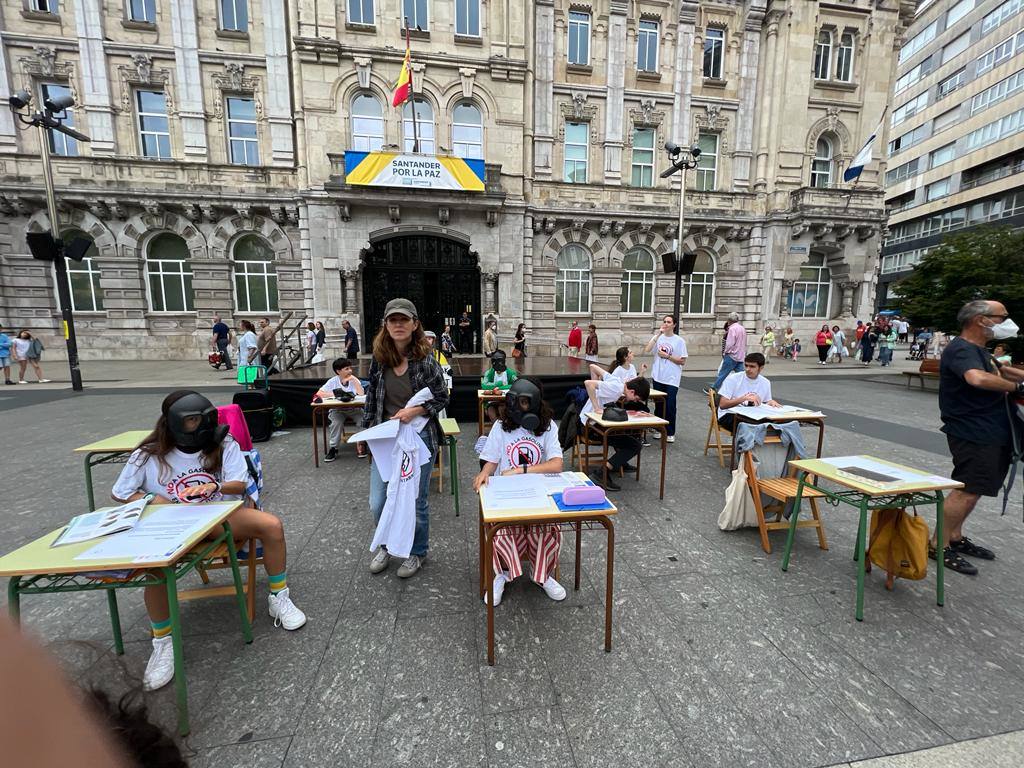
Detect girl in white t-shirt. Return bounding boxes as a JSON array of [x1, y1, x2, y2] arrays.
[[591, 346, 648, 382], [111, 390, 306, 693], [472, 377, 566, 607]]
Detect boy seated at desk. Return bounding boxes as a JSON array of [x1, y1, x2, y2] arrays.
[[472, 377, 566, 607], [313, 357, 366, 461], [481, 349, 518, 423], [580, 371, 651, 491], [715, 352, 781, 431]]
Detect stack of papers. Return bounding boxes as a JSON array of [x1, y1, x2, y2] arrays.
[[728, 404, 824, 420], [480, 475, 552, 511], [52, 496, 151, 547], [819, 456, 953, 487]]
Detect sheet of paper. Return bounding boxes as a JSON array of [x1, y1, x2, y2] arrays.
[[537, 472, 592, 495], [74, 503, 236, 563], [481, 476, 552, 511], [347, 419, 400, 444], [818, 456, 950, 485], [52, 496, 151, 547], [729, 404, 824, 420]]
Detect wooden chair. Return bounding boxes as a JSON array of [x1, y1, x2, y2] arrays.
[[703, 389, 734, 467], [180, 538, 259, 621], [743, 451, 828, 555]]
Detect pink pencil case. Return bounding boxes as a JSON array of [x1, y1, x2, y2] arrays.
[[561, 485, 606, 506]]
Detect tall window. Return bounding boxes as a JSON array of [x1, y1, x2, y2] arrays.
[[835, 33, 854, 82], [348, 0, 373, 25], [938, 69, 965, 99], [620, 248, 655, 314], [788, 254, 831, 318], [899, 20, 937, 63], [814, 30, 832, 79], [403, 0, 427, 30], [555, 244, 591, 314], [637, 19, 659, 72], [30, 0, 56, 11], [704, 28, 724, 78], [61, 230, 103, 312], [227, 97, 259, 166], [136, 90, 171, 159], [220, 0, 247, 31], [351, 93, 384, 151], [147, 234, 194, 312], [564, 122, 588, 183], [682, 252, 716, 315], [947, 0, 974, 26], [128, 0, 156, 23], [402, 99, 435, 153], [455, 0, 479, 36], [41, 84, 77, 157], [452, 102, 483, 159], [631, 127, 655, 187], [568, 11, 591, 65], [694, 132, 718, 191], [811, 137, 833, 187], [234, 235, 278, 313]]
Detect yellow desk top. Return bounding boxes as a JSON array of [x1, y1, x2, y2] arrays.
[[583, 411, 668, 428], [0, 502, 243, 576], [479, 472, 618, 524], [73, 430, 150, 454], [788, 455, 963, 498], [313, 397, 365, 407], [649, 390, 667, 398], [439, 417, 461, 436]]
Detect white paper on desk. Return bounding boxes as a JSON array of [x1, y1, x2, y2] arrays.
[[481, 476, 551, 511], [537, 472, 591, 495], [323, 395, 366, 405], [74, 503, 236, 563], [818, 456, 946, 485], [728, 404, 823, 420]]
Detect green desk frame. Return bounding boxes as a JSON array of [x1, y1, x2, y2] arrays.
[[74, 431, 150, 512], [439, 418, 461, 518]]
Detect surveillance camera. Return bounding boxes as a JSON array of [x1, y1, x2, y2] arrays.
[[690, 145, 702, 158], [44, 94, 75, 113], [664, 141, 681, 156], [8, 90, 32, 110]]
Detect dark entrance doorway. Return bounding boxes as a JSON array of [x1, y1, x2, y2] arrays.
[[362, 235, 481, 353]]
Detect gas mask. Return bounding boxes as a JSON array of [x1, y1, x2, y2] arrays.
[[989, 317, 1020, 340], [492, 351, 507, 373], [166, 392, 228, 451], [505, 378, 542, 432]]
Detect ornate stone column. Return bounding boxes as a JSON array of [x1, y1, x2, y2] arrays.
[[483, 271, 499, 314], [603, 1, 628, 184], [779, 279, 793, 318], [839, 281, 857, 319], [342, 269, 358, 314]]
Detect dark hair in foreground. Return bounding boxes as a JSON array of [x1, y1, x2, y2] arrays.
[[624, 376, 651, 401], [333, 357, 352, 372], [86, 688, 188, 767], [744, 352, 766, 366], [499, 375, 554, 436]]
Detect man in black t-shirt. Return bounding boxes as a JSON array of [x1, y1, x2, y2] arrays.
[[938, 299, 1023, 575], [342, 320, 359, 358]]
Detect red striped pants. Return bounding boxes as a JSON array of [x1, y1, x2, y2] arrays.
[[492, 524, 561, 583]]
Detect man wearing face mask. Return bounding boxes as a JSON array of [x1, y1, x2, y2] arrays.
[[937, 300, 1024, 575]]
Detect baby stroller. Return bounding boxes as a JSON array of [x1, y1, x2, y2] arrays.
[[908, 342, 925, 361]]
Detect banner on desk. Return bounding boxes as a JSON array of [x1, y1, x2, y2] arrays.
[[344, 151, 485, 192]]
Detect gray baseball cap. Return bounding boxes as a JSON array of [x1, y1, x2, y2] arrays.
[[383, 298, 418, 319]]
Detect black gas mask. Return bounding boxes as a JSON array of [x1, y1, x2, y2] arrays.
[[166, 392, 228, 451], [505, 378, 542, 432], [492, 351, 507, 373]]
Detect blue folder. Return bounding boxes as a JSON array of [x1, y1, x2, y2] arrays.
[[551, 492, 614, 512]]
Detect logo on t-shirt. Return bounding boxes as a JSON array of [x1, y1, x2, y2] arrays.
[[399, 451, 415, 481], [167, 469, 218, 503], [658, 344, 671, 356], [505, 437, 543, 468]]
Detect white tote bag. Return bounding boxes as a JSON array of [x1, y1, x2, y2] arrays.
[[718, 461, 759, 530]]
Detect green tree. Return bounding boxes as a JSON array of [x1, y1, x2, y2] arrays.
[[896, 226, 1024, 358]]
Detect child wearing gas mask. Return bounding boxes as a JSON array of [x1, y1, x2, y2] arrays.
[[111, 390, 306, 693], [480, 349, 518, 423], [473, 377, 567, 606], [313, 357, 367, 461]]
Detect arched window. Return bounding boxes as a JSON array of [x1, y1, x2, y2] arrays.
[[61, 229, 103, 312], [811, 137, 833, 188], [620, 247, 655, 314], [555, 244, 592, 314], [402, 98, 435, 153], [451, 102, 483, 159], [146, 233, 194, 312], [233, 234, 279, 313], [788, 253, 832, 318], [836, 32, 855, 82], [814, 30, 832, 79], [351, 93, 385, 152], [681, 251, 716, 315]]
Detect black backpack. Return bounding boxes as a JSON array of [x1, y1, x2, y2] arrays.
[[558, 400, 580, 452]]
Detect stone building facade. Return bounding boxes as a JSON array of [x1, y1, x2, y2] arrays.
[[0, 0, 914, 360]]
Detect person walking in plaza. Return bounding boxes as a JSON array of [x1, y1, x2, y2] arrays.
[[828, 325, 847, 364], [363, 298, 449, 580], [315, 321, 327, 353], [584, 324, 599, 362], [211, 314, 233, 370], [897, 317, 910, 344], [782, 327, 795, 359], [567, 321, 582, 356], [483, 320, 498, 358], [440, 324, 457, 359], [513, 323, 527, 359], [0, 323, 14, 385], [814, 324, 833, 365], [12, 330, 49, 383], [236, 320, 259, 367], [643, 314, 687, 443], [711, 312, 746, 390], [852, 320, 865, 358], [878, 324, 898, 367], [257, 317, 278, 371], [760, 325, 775, 362], [936, 299, 1023, 575], [342, 319, 360, 359], [859, 324, 878, 365], [305, 322, 319, 362]]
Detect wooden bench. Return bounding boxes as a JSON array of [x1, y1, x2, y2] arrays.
[[903, 358, 939, 389]]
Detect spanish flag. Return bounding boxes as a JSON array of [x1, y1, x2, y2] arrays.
[[392, 35, 412, 107]]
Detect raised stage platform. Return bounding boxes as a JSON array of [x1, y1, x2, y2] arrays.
[[268, 355, 592, 426]]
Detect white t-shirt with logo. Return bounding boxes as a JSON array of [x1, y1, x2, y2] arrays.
[[718, 371, 773, 419], [480, 422, 562, 473], [580, 376, 626, 424], [320, 375, 359, 396], [608, 364, 638, 382], [650, 334, 687, 388], [112, 437, 249, 503]]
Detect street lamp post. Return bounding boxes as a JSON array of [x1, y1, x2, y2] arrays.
[[660, 142, 702, 322], [9, 89, 91, 391]]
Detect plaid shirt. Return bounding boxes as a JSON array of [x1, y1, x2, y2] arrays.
[[361, 354, 450, 456]]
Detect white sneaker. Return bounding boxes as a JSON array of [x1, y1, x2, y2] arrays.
[[38, 379, 51, 383], [396, 554, 423, 578], [143, 635, 175, 691], [268, 587, 307, 630], [18, 380, 27, 384], [651, 431, 662, 439], [666, 435, 676, 443], [538, 576, 567, 602], [369, 546, 390, 574], [483, 572, 508, 606]]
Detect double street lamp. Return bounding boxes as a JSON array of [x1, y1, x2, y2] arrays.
[[660, 142, 702, 324], [9, 89, 92, 391]]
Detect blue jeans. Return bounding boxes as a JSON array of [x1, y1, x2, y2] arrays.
[[368, 433, 434, 557], [712, 355, 744, 391], [879, 346, 893, 365], [653, 381, 679, 437]]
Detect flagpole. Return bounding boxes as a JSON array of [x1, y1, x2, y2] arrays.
[[404, 19, 421, 153], [843, 106, 888, 212]]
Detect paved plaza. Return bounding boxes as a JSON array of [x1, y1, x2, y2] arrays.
[[2, 359, 1023, 767]]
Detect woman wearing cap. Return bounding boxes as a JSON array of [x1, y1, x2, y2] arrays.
[[362, 298, 450, 579], [110, 390, 306, 693]]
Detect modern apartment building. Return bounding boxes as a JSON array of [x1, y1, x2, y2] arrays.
[[881, 0, 1024, 310]]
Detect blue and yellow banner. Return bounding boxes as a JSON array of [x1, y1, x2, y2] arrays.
[[344, 151, 485, 192]]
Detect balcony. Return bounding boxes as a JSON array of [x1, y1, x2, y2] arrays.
[[960, 159, 1024, 192], [790, 185, 884, 213]]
